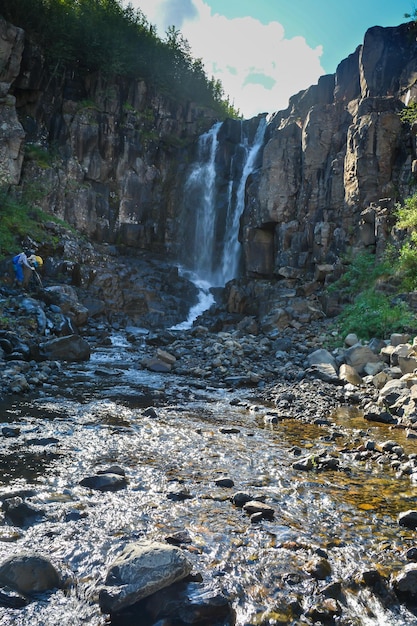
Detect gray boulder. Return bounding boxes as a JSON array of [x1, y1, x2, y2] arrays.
[[79, 473, 127, 492], [38, 334, 90, 361], [344, 344, 380, 374], [99, 540, 193, 614], [0, 554, 61, 594], [307, 349, 337, 370]]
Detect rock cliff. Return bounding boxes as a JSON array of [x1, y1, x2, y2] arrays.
[[1, 16, 417, 300], [0, 16, 218, 253], [243, 23, 417, 282]]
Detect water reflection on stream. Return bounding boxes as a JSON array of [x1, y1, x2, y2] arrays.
[[0, 333, 416, 625]]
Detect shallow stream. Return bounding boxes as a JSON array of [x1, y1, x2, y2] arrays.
[[0, 332, 416, 625]]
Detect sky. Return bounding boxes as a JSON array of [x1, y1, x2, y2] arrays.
[[128, 0, 413, 119]]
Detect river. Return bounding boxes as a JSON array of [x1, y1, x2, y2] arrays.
[[0, 329, 416, 625]]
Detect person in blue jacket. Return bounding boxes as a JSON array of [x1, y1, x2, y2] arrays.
[[12, 252, 35, 288]]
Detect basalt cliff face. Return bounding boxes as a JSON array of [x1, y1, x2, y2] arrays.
[[0, 17, 218, 254], [242, 23, 417, 284], [1, 17, 417, 293]]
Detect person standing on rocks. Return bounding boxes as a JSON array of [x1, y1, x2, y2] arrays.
[[12, 251, 35, 289]]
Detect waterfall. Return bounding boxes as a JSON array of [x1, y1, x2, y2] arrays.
[[173, 115, 267, 330], [220, 116, 267, 283], [183, 121, 223, 284], [180, 115, 267, 288]]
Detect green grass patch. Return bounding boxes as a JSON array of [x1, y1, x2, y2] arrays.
[[328, 251, 393, 298], [334, 289, 415, 341], [0, 187, 73, 260]]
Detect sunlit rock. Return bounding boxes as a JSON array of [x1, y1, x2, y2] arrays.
[[79, 472, 127, 492], [398, 510, 417, 529], [339, 363, 362, 386], [242, 500, 275, 520], [344, 333, 359, 347], [99, 541, 193, 614], [344, 345, 380, 374], [307, 349, 338, 370]]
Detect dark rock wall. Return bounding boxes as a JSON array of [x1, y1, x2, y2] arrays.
[[0, 17, 218, 253]]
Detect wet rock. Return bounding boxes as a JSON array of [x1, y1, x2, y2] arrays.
[[99, 541, 193, 614], [321, 580, 342, 598], [398, 510, 417, 529], [2, 497, 45, 527], [42, 285, 89, 326], [166, 488, 194, 501], [393, 563, 417, 602], [142, 356, 172, 373], [404, 547, 417, 561], [142, 407, 158, 418], [79, 472, 127, 492], [214, 478, 234, 488], [26, 437, 59, 446], [15, 297, 47, 334], [0, 554, 61, 594], [242, 500, 274, 520], [0, 585, 29, 608], [293, 456, 315, 471], [306, 598, 341, 622], [9, 374, 30, 393], [144, 581, 236, 625], [165, 530, 192, 546], [97, 465, 126, 477], [304, 556, 332, 580], [1, 427, 20, 438], [156, 348, 176, 366], [230, 492, 253, 507], [363, 405, 396, 424]]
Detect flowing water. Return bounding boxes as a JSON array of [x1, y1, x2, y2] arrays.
[[0, 333, 417, 625], [180, 117, 267, 287]]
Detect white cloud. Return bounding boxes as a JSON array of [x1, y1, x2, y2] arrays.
[[129, 0, 325, 118]]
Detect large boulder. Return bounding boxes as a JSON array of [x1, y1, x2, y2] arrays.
[[99, 541, 193, 614], [43, 286, 89, 326], [0, 554, 61, 594], [38, 334, 91, 361]]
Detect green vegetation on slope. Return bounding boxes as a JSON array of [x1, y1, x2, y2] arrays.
[[0, 0, 240, 119], [328, 192, 417, 342], [0, 187, 71, 260]]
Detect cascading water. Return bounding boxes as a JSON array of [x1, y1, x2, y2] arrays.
[[184, 121, 223, 284], [220, 116, 267, 284], [173, 116, 267, 329]]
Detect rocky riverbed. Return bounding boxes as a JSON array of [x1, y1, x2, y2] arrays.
[[1, 246, 417, 625]]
